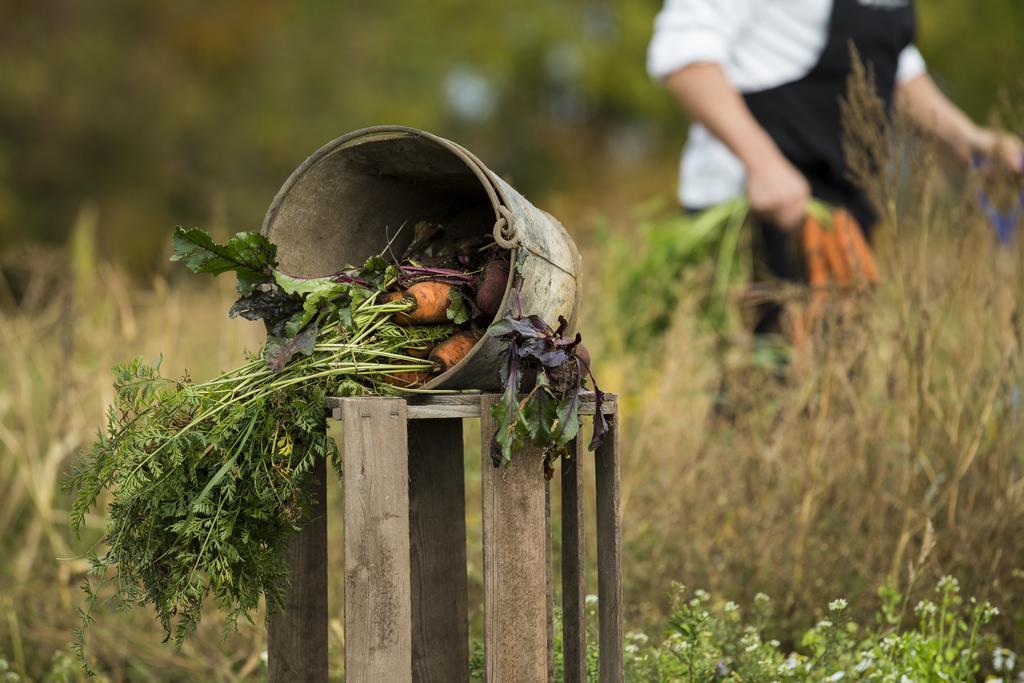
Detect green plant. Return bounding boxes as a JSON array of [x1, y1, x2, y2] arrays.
[[65, 229, 451, 670], [624, 578, 1002, 682]]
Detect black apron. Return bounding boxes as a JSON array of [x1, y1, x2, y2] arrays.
[[741, 0, 915, 331], [744, 0, 917, 233]]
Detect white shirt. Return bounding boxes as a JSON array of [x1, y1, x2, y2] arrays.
[[647, 0, 927, 208]]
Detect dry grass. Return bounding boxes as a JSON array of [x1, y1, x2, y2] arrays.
[[2, 110, 1024, 680]]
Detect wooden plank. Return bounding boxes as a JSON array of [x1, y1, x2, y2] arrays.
[[408, 404, 480, 420], [546, 482, 555, 683], [343, 398, 413, 683], [408, 419, 469, 682], [480, 395, 551, 682], [268, 449, 328, 683], [561, 438, 587, 683], [595, 414, 623, 683], [326, 393, 616, 420]]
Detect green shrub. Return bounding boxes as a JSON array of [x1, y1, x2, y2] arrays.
[[625, 576, 1004, 682]]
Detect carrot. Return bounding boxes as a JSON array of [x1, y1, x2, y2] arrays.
[[836, 209, 879, 283], [475, 254, 510, 318], [429, 330, 481, 373], [802, 215, 830, 322], [380, 366, 434, 389], [821, 221, 852, 287], [388, 282, 454, 325], [403, 344, 432, 359]]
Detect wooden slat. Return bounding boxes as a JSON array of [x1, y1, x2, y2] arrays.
[[268, 451, 328, 683], [546, 482, 555, 683], [407, 404, 480, 420], [561, 438, 587, 683], [480, 395, 551, 682], [408, 419, 469, 682], [343, 398, 413, 683], [595, 415, 623, 683], [326, 392, 616, 420]]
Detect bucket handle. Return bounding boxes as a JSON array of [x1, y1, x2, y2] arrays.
[[493, 205, 519, 249]]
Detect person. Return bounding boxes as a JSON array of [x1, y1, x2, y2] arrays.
[[646, 0, 1023, 330]]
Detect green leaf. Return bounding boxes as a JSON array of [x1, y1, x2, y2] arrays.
[[171, 228, 277, 294], [274, 271, 351, 337], [446, 288, 470, 325], [553, 393, 581, 445], [522, 389, 559, 447], [489, 390, 525, 467]]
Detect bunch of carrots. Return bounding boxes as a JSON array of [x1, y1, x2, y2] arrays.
[[796, 207, 880, 331], [67, 219, 518, 663], [377, 223, 513, 387]]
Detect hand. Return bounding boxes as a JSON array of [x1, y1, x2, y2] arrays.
[[745, 151, 811, 231], [970, 128, 1024, 174]]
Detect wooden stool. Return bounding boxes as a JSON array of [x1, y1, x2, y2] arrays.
[[267, 392, 621, 682]]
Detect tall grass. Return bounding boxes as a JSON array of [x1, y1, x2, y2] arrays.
[[2, 116, 1023, 680], [583, 71, 1024, 649]]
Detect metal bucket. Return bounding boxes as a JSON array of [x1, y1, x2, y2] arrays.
[[261, 125, 581, 390]]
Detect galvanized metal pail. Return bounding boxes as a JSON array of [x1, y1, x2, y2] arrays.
[[261, 125, 581, 390]]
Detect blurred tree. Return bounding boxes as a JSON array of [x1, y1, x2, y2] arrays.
[[0, 0, 1018, 271]]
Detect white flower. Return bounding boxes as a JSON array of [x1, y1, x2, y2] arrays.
[[828, 672, 846, 681], [724, 601, 739, 612], [829, 598, 848, 613], [585, 594, 599, 608]]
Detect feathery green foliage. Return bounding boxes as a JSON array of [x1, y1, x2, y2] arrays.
[[65, 229, 454, 670]]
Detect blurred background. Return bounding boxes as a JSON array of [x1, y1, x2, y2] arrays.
[[2, 1, 1024, 680], [2, 0, 1022, 270]]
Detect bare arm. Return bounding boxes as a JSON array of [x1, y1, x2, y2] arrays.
[[896, 73, 1023, 173], [665, 63, 811, 229]]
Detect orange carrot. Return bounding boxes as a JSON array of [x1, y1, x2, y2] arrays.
[[429, 330, 481, 373], [404, 344, 432, 359], [802, 215, 830, 322], [379, 363, 434, 389], [821, 221, 852, 287], [836, 209, 879, 283], [388, 282, 454, 325]]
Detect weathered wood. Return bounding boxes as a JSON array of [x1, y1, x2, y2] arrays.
[[342, 398, 413, 683], [546, 482, 555, 683], [408, 419, 469, 682], [480, 395, 551, 682], [268, 452, 329, 683], [561, 438, 587, 683], [595, 416, 623, 683], [326, 392, 616, 420]]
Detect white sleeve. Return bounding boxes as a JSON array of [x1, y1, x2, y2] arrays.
[[646, 0, 754, 81], [896, 44, 927, 83]]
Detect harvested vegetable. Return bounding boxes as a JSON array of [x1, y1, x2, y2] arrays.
[[67, 216, 593, 671], [475, 254, 511, 317], [380, 363, 435, 388], [67, 228, 453, 667], [488, 311, 606, 471], [836, 208, 879, 283], [388, 281, 455, 325], [430, 329, 482, 373]]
